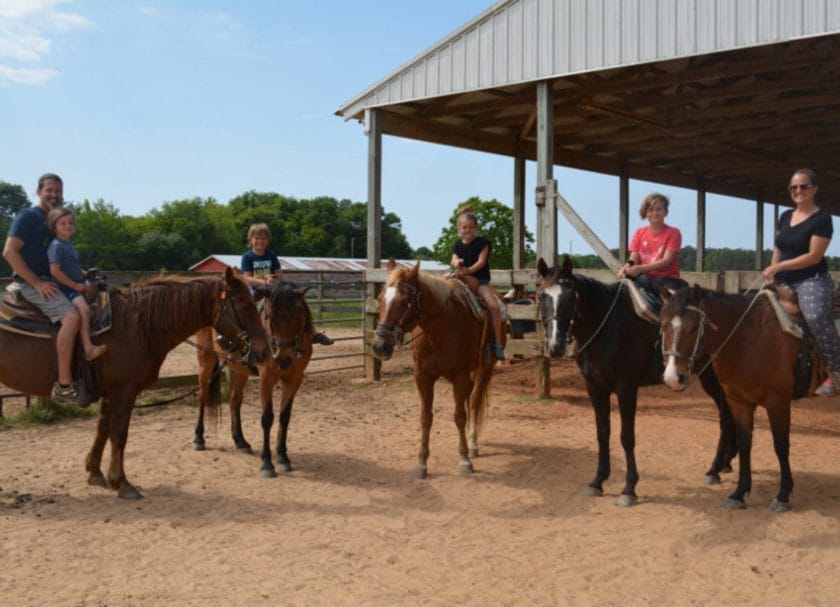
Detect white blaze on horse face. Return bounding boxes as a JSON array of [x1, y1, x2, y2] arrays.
[[663, 315, 684, 389], [382, 285, 398, 321], [544, 283, 563, 350]]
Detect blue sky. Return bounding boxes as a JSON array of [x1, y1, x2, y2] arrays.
[[2, 0, 836, 259]]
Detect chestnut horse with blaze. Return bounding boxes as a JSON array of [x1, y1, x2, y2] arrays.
[[371, 262, 502, 478]]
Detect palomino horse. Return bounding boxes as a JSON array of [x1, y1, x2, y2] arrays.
[[660, 285, 823, 512], [192, 281, 313, 478], [537, 256, 736, 507], [0, 267, 267, 499], [371, 262, 500, 478]]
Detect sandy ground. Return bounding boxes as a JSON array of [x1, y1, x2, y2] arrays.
[[2, 333, 840, 606]]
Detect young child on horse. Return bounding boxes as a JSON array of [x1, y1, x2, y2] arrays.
[[47, 207, 108, 362], [450, 206, 505, 360], [240, 222, 333, 346], [617, 192, 686, 310]]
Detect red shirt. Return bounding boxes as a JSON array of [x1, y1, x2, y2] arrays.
[[629, 224, 681, 279]]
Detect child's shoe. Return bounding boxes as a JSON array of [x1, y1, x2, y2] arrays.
[[816, 377, 836, 396], [312, 332, 334, 346], [85, 344, 108, 361], [492, 343, 506, 361]]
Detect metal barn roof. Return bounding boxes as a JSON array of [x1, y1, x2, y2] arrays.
[[189, 255, 448, 273], [337, 0, 840, 212]]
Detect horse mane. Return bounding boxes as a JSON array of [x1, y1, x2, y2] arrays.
[[386, 266, 458, 309], [111, 274, 220, 352], [572, 273, 625, 315], [267, 280, 314, 335]]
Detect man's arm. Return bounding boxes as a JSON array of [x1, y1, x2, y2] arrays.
[[3, 236, 60, 299]]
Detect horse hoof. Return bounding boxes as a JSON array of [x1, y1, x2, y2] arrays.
[[722, 464, 733, 473], [582, 486, 604, 497], [771, 499, 792, 513], [236, 446, 253, 454], [468, 448, 479, 459], [458, 462, 474, 476], [87, 472, 108, 488], [117, 485, 143, 500], [616, 494, 637, 508], [704, 474, 721, 485], [192, 441, 205, 451], [724, 498, 746, 510], [412, 466, 428, 480], [261, 467, 277, 479]]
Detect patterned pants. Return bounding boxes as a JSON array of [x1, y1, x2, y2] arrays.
[[793, 273, 840, 376]]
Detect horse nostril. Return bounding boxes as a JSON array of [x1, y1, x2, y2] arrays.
[[678, 373, 686, 385]]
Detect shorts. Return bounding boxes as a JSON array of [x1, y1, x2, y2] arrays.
[[18, 281, 76, 323], [477, 277, 491, 286]]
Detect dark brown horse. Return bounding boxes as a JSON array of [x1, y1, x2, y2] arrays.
[[536, 256, 736, 506], [0, 267, 267, 499], [660, 285, 823, 511], [371, 262, 500, 478], [193, 281, 313, 478]]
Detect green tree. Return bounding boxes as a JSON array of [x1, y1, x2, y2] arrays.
[[0, 180, 31, 274], [71, 199, 140, 270], [431, 197, 534, 269], [145, 197, 234, 268]]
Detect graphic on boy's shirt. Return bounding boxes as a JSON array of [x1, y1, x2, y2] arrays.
[[251, 260, 275, 280]]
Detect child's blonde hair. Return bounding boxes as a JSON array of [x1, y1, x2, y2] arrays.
[[456, 206, 478, 227], [47, 207, 75, 234], [247, 223, 272, 244], [638, 192, 670, 219]]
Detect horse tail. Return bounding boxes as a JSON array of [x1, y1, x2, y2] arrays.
[[206, 361, 223, 417]]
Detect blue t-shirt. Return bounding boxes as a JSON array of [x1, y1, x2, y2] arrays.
[[7, 206, 52, 279], [241, 249, 280, 280], [47, 238, 84, 300]]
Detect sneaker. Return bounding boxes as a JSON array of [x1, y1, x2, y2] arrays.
[[312, 332, 334, 346], [51, 381, 81, 406], [816, 378, 835, 397], [492, 343, 506, 361], [85, 343, 108, 361]]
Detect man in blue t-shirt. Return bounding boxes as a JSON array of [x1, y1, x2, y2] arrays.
[[3, 173, 83, 406]]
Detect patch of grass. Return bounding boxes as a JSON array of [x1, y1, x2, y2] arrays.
[[0, 398, 97, 429]]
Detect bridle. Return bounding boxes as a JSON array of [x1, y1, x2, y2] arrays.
[[212, 288, 266, 363], [375, 281, 423, 343], [541, 277, 624, 355], [262, 298, 308, 362], [662, 304, 713, 377]]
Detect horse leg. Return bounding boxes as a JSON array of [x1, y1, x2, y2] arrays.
[[192, 331, 218, 450], [106, 388, 143, 499], [258, 372, 276, 478], [583, 382, 612, 497], [413, 371, 435, 479], [615, 385, 640, 507], [452, 374, 474, 476], [725, 401, 755, 510], [276, 375, 301, 473], [85, 398, 110, 489], [697, 366, 738, 483], [228, 367, 252, 452], [766, 398, 794, 512]]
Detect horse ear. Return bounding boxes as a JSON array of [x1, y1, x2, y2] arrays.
[[224, 266, 237, 286], [537, 257, 549, 277], [660, 287, 674, 301], [294, 286, 311, 297], [408, 261, 420, 279], [561, 255, 573, 273], [253, 285, 270, 302]]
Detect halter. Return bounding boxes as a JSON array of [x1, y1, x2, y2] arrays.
[[262, 298, 308, 363], [375, 281, 423, 343], [547, 278, 623, 356]]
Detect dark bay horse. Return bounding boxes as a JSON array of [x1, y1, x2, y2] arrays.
[[193, 281, 313, 478], [371, 262, 499, 478], [0, 267, 267, 499], [660, 285, 823, 512], [536, 256, 736, 507]]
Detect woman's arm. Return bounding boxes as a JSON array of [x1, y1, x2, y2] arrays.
[[763, 236, 830, 281]]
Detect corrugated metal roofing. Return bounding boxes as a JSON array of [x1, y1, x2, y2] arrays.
[[189, 255, 449, 272], [337, 0, 840, 122]]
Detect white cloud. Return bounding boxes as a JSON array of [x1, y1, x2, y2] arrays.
[[0, 0, 89, 85], [0, 64, 58, 85]]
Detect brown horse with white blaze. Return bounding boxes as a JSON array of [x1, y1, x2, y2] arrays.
[[660, 285, 823, 511], [0, 267, 268, 499], [370, 262, 500, 478]]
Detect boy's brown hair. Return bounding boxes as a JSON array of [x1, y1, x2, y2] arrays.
[[637, 192, 670, 219], [47, 207, 74, 234], [247, 223, 272, 244]]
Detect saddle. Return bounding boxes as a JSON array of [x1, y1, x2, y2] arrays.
[[447, 275, 510, 327], [0, 271, 112, 339]]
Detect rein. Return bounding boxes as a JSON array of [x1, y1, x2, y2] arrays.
[[572, 279, 625, 355]]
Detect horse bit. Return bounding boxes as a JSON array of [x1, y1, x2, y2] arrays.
[[213, 289, 265, 363], [375, 282, 423, 343]]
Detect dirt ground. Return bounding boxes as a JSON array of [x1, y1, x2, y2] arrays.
[[2, 333, 840, 606]]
